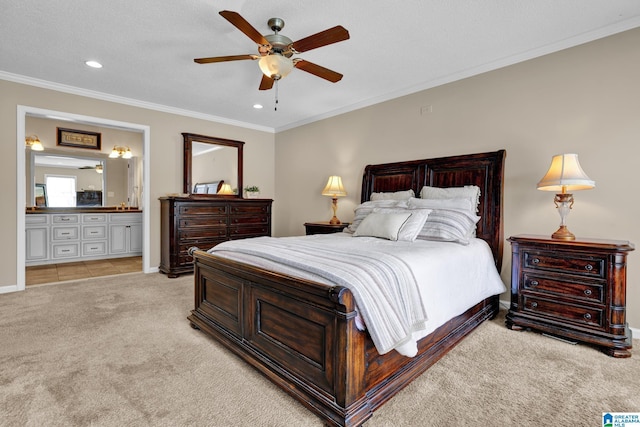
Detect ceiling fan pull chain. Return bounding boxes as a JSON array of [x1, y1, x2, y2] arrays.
[[274, 79, 279, 111]]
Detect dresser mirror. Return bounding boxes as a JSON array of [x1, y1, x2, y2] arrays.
[[183, 132, 244, 197]]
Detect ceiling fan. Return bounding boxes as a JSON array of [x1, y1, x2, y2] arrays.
[[194, 10, 350, 91]]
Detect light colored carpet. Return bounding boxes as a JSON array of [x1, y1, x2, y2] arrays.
[[0, 272, 638, 427]]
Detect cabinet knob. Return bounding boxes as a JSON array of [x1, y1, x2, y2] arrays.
[[584, 264, 593, 271], [532, 258, 540, 264], [529, 280, 539, 286], [584, 289, 592, 296], [584, 313, 592, 320], [530, 302, 538, 308]]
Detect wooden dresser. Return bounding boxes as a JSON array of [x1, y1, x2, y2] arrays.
[[159, 196, 272, 277], [506, 234, 634, 357]]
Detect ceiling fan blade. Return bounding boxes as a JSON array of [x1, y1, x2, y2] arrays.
[[259, 74, 275, 91], [291, 26, 349, 53], [219, 10, 270, 46], [294, 60, 343, 83], [194, 55, 257, 64]]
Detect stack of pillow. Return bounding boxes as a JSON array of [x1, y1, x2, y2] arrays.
[[345, 186, 481, 244]]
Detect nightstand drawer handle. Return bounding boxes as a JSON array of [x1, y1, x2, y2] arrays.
[[584, 313, 592, 320], [529, 280, 539, 286], [532, 258, 540, 264], [530, 302, 538, 309], [584, 264, 593, 271], [584, 289, 592, 296]]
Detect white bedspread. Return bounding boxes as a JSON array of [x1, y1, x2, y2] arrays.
[[208, 233, 505, 357]]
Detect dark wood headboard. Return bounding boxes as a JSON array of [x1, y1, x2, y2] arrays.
[[361, 150, 506, 271]]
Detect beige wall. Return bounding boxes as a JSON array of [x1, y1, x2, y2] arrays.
[[2, 27, 639, 330], [274, 28, 640, 329], [0, 80, 275, 286]]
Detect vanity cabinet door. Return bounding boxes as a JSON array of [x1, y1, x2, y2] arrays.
[[26, 227, 49, 261]]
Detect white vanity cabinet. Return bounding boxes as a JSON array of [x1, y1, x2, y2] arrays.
[[25, 211, 142, 265]]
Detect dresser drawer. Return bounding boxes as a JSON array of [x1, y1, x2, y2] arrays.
[[179, 227, 228, 240], [230, 204, 270, 214], [179, 217, 227, 228], [229, 214, 270, 226], [522, 273, 604, 304], [522, 296, 604, 329], [179, 204, 227, 215], [230, 225, 270, 238], [523, 250, 605, 279]]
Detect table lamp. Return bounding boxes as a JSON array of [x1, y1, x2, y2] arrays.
[[537, 153, 595, 240]]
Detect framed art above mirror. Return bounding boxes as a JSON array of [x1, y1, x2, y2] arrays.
[[182, 132, 244, 197]]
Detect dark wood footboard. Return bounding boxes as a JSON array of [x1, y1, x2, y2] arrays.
[[188, 249, 498, 427]]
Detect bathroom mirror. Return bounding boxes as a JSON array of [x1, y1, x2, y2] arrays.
[[183, 133, 244, 197], [29, 152, 108, 207]]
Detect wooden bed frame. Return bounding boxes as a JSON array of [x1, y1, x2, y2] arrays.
[[188, 149, 506, 426]]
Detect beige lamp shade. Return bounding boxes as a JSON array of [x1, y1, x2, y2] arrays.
[[321, 176, 347, 197], [537, 153, 595, 193], [217, 183, 235, 195]]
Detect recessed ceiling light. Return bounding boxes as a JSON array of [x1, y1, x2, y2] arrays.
[[85, 60, 103, 69], [253, 104, 263, 109]]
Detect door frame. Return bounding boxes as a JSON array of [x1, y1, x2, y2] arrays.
[[7, 105, 151, 293]]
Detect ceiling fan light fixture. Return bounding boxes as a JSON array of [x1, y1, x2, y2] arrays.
[[258, 54, 293, 80]]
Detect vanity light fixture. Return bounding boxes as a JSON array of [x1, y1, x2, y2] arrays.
[[322, 175, 347, 224], [109, 146, 132, 159], [537, 153, 595, 240], [25, 135, 44, 151]]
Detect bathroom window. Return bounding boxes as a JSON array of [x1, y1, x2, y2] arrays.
[[45, 175, 77, 207]]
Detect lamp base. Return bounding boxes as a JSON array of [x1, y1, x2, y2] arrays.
[[329, 216, 342, 225], [551, 225, 575, 240]]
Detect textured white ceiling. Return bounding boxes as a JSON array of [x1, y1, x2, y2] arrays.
[[2, 1, 640, 132]]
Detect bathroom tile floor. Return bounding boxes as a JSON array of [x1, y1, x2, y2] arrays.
[[25, 256, 142, 286]]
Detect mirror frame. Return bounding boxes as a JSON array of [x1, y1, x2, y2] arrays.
[[182, 132, 244, 197]]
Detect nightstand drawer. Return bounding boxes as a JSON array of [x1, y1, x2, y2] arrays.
[[522, 296, 604, 329], [523, 250, 605, 279], [522, 273, 604, 304]]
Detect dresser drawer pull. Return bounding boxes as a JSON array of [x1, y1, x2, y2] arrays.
[[584, 264, 593, 271], [530, 302, 538, 308], [584, 289, 592, 296], [529, 280, 539, 286], [531, 258, 540, 264], [584, 313, 592, 320]]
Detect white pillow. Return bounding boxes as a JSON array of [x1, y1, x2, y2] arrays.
[[372, 207, 431, 241], [415, 208, 480, 245], [420, 185, 481, 212], [370, 189, 415, 201], [353, 212, 412, 241], [345, 200, 409, 233], [407, 197, 474, 213]]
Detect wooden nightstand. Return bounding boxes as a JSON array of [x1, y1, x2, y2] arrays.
[[304, 221, 350, 235], [506, 234, 635, 358]]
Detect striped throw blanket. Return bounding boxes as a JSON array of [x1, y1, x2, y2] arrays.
[[209, 236, 428, 356]]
